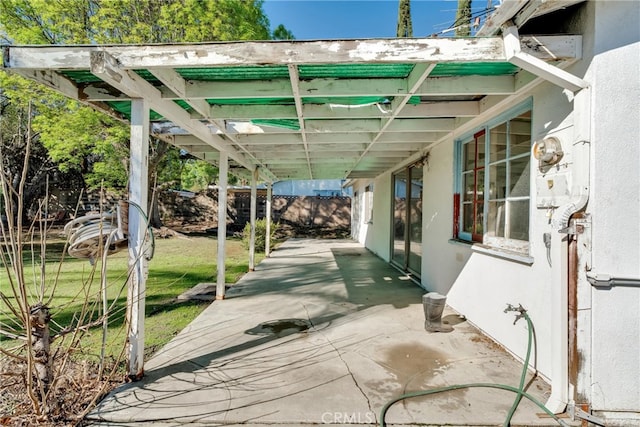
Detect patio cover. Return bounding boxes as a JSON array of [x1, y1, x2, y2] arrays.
[[1, 0, 587, 183]]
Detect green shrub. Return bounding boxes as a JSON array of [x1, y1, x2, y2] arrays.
[[242, 218, 278, 252]]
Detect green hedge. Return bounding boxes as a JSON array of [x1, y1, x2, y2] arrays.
[[242, 218, 278, 252]]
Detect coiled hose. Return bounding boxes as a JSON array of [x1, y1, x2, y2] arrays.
[[64, 200, 154, 376], [379, 304, 570, 427], [64, 200, 154, 263]]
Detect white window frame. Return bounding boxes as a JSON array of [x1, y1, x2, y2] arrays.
[[454, 99, 532, 255]]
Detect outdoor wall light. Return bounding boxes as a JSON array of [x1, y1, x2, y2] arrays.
[[533, 136, 564, 167]]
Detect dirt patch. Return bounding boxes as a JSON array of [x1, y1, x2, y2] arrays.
[[470, 333, 505, 352], [0, 357, 122, 426], [159, 191, 351, 239]]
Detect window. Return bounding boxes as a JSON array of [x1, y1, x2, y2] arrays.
[[392, 163, 423, 276], [455, 105, 532, 254]]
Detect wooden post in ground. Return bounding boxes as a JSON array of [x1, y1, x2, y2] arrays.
[[249, 167, 258, 271], [127, 98, 149, 379], [265, 182, 272, 257], [216, 152, 228, 300]]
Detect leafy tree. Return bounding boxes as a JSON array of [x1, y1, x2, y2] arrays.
[[0, 72, 83, 219], [397, 0, 413, 38], [181, 159, 218, 192], [0, 0, 291, 226], [455, 0, 472, 37], [272, 24, 295, 40]]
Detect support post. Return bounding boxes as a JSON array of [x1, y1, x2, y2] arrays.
[[216, 152, 228, 300], [248, 168, 258, 271], [265, 182, 272, 257], [126, 98, 149, 380]]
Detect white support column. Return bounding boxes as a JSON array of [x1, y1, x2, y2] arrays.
[[127, 98, 149, 380], [265, 183, 272, 257], [248, 168, 258, 271], [216, 152, 228, 300]]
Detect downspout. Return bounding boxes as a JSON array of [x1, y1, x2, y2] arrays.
[[547, 88, 591, 415]]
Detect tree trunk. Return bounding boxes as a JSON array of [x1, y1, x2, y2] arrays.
[[455, 0, 472, 37], [146, 139, 169, 228], [397, 0, 413, 38], [148, 181, 162, 228], [30, 303, 52, 396]]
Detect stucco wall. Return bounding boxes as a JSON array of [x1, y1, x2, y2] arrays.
[[428, 82, 575, 381], [351, 174, 392, 261], [588, 0, 640, 415]]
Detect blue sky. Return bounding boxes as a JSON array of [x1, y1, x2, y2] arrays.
[[263, 0, 488, 40]]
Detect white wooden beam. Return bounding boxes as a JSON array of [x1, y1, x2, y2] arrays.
[[228, 131, 446, 146], [126, 98, 149, 380], [476, 0, 529, 36], [216, 152, 228, 300], [503, 25, 587, 92], [258, 158, 311, 165], [179, 75, 515, 99], [148, 68, 277, 182], [204, 101, 479, 120], [514, 0, 585, 28], [288, 64, 312, 179], [3, 36, 580, 69], [89, 51, 256, 172], [249, 143, 369, 153], [11, 69, 130, 123]]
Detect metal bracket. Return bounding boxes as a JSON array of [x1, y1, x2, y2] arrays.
[[568, 404, 606, 426]]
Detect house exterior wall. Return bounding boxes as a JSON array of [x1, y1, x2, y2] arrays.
[[587, 0, 640, 418], [351, 1, 639, 418], [435, 84, 574, 382], [351, 173, 392, 261]]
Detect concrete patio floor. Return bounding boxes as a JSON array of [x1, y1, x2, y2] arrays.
[[87, 239, 572, 426]]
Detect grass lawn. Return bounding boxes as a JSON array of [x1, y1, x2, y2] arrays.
[[0, 234, 264, 364]]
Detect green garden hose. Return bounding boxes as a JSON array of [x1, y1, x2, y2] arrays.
[[379, 304, 569, 427]]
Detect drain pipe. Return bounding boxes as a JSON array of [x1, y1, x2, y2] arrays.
[[546, 83, 591, 414]]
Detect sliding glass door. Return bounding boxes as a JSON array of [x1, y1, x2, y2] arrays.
[[392, 169, 408, 266], [392, 163, 423, 277]]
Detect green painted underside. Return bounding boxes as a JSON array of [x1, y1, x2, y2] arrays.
[[431, 62, 520, 76], [71, 61, 517, 120], [60, 62, 518, 85], [251, 119, 300, 130], [106, 101, 164, 120], [109, 95, 418, 120]]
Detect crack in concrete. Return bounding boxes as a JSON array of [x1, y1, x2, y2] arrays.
[[301, 303, 376, 423]]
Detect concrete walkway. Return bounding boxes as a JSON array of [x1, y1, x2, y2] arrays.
[[87, 239, 570, 426]]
